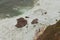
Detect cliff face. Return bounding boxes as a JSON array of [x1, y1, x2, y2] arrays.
[[37, 20, 60, 40]]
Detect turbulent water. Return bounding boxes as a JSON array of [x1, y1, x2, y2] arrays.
[[0, 0, 60, 40]]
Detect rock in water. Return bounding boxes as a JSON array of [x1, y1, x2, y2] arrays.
[[25, 16, 29, 18], [15, 17, 27, 28], [31, 19, 38, 24]]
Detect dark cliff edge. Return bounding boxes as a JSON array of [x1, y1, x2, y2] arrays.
[[37, 20, 60, 40]]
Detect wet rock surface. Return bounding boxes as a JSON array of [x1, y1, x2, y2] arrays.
[[25, 16, 29, 18], [15, 17, 27, 28], [36, 20, 60, 40], [31, 19, 38, 24]]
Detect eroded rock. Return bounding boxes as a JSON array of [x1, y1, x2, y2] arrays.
[[15, 17, 27, 28]]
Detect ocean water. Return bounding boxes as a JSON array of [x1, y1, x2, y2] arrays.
[[0, 0, 34, 19], [0, 0, 60, 40]]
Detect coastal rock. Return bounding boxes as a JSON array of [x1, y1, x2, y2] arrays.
[[31, 19, 38, 24], [36, 20, 60, 40], [15, 17, 27, 28]]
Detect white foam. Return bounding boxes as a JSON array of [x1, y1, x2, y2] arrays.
[[0, 0, 60, 40]]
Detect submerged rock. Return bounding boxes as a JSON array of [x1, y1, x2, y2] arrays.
[[15, 17, 27, 28], [25, 16, 29, 18]]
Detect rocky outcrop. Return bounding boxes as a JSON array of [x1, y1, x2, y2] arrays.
[[15, 17, 27, 28], [36, 20, 60, 40]]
